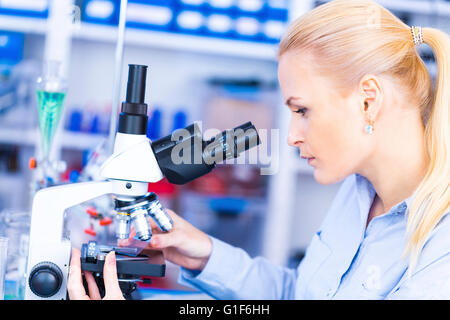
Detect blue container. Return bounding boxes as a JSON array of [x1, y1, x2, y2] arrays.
[[232, 14, 264, 42], [208, 197, 247, 215], [0, 31, 24, 65], [69, 170, 80, 183], [262, 18, 287, 43], [126, 0, 176, 32], [82, 0, 120, 25], [172, 110, 187, 131], [261, 20, 286, 43], [234, 0, 266, 18], [0, 0, 49, 18], [147, 108, 162, 140], [174, 8, 206, 36], [204, 11, 235, 39], [90, 114, 100, 133], [67, 109, 83, 132]]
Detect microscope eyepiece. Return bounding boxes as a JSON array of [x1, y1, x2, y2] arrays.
[[126, 64, 147, 105], [118, 64, 149, 135], [203, 121, 260, 165]]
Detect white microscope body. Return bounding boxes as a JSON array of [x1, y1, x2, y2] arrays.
[[25, 131, 164, 299], [25, 64, 166, 299]]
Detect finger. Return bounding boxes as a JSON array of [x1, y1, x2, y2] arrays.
[[129, 226, 136, 239], [117, 227, 136, 247], [102, 251, 123, 300], [149, 232, 181, 249], [147, 217, 161, 235], [68, 248, 89, 300], [165, 209, 181, 222], [150, 222, 164, 235], [84, 271, 101, 300]]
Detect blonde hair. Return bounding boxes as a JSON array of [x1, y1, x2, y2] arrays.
[[279, 0, 450, 273]]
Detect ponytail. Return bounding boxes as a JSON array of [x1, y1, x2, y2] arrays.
[[405, 27, 450, 274]]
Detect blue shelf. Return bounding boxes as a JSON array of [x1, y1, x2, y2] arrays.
[[78, 0, 288, 44], [0, 2, 48, 19], [81, 0, 121, 26]]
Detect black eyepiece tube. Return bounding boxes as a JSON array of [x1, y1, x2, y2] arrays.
[[126, 64, 147, 104], [232, 121, 261, 155], [151, 122, 261, 185], [202, 122, 261, 164], [118, 64, 149, 135]]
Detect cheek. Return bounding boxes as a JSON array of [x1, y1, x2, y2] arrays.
[[307, 113, 351, 157], [308, 109, 366, 182]]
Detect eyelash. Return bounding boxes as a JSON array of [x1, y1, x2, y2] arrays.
[[293, 107, 307, 116]]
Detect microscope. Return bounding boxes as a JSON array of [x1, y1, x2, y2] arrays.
[[24, 64, 261, 299]]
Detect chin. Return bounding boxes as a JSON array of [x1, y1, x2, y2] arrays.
[[313, 168, 348, 185]]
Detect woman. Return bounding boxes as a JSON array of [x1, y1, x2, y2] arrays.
[[68, 0, 450, 300]]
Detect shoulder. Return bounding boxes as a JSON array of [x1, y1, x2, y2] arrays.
[[415, 210, 450, 272], [387, 212, 450, 299]]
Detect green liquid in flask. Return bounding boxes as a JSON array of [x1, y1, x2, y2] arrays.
[[36, 90, 66, 159]]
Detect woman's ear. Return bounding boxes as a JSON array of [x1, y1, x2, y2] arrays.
[[359, 74, 383, 121]]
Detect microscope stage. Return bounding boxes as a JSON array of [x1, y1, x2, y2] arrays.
[[80, 242, 166, 278]]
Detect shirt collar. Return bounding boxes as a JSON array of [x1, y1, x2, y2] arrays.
[[354, 174, 411, 220], [355, 174, 376, 223]]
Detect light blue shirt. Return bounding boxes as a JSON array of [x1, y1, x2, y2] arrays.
[[178, 174, 450, 299]]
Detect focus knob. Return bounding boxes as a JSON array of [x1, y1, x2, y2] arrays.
[[28, 262, 63, 298]]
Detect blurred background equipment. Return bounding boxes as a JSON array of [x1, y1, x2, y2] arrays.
[[0, 0, 448, 299], [36, 61, 67, 164]]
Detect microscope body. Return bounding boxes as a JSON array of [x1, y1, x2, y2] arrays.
[[25, 129, 164, 299], [25, 64, 260, 299], [25, 65, 166, 299]]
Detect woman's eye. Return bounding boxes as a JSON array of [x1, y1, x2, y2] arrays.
[[294, 107, 307, 116]]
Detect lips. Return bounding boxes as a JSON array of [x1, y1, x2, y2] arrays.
[[301, 155, 315, 166]]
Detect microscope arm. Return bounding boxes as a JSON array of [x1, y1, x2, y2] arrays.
[[25, 181, 113, 299]]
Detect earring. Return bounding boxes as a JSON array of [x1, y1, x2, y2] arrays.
[[365, 120, 374, 134], [364, 101, 374, 134]]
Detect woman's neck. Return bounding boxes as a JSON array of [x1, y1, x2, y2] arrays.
[[359, 113, 429, 215]]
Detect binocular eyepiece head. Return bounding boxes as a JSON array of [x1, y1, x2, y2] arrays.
[[151, 121, 261, 185]]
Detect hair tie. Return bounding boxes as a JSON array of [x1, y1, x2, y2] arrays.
[[411, 26, 424, 45]]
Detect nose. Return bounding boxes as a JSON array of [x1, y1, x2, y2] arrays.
[[287, 118, 305, 147], [287, 133, 300, 147]]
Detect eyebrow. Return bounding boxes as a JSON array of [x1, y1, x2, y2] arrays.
[[285, 97, 303, 107]]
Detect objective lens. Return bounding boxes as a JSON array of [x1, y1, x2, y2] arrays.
[[148, 200, 173, 232], [130, 207, 152, 241], [115, 213, 131, 240]]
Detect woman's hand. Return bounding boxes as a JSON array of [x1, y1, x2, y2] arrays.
[[120, 209, 213, 271], [67, 248, 125, 300]]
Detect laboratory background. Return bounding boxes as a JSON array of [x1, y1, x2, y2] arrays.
[[0, 0, 448, 300]]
